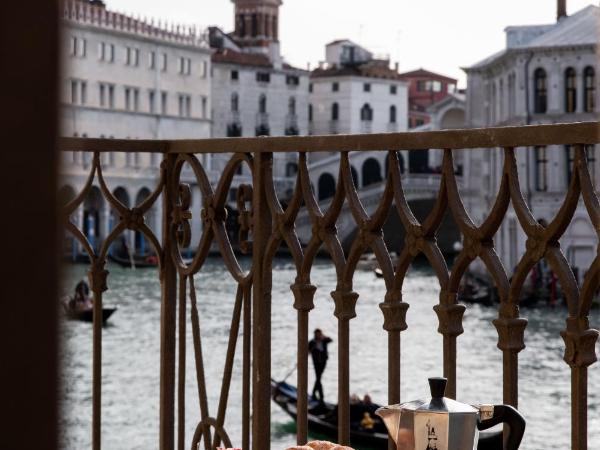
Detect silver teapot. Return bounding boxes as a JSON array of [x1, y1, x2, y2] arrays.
[[376, 377, 525, 450]]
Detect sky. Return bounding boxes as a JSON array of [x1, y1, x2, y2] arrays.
[[106, 0, 596, 87]]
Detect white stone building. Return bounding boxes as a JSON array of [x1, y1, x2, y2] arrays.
[[60, 0, 212, 257], [463, 3, 599, 283], [307, 39, 409, 200], [209, 0, 310, 203]]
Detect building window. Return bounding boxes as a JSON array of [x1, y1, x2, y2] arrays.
[[108, 85, 114, 108], [80, 81, 87, 105], [231, 92, 239, 112], [108, 44, 114, 62], [256, 72, 271, 83], [179, 57, 191, 75], [79, 38, 86, 57], [332, 82, 339, 92], [98, 42, 105, 61], [70, 80, 78, 104], [149, 51, 156, 69], [565, 67, 577, 113], [567, 145, 596, 184], [99, 84, 105, 107], [534, 68, 547, 114], [331, 102, 339, 121], [259, 94, 267, 113], [133, 88, 139, 111], [286, 75, 300, 86], [360, 103, 373, 121], [308, 104, 313, 122], [288, 97, 296, 115], [535, 146, 548, 191], [363, 83, 371, 92], [390, 85, 397, 95], [125, 47, 131, 65], [309, 83, 313, 93], [70, 80, 87, 105], [231, 70, 239, 81], [70, 36, 77, 56], [161, 91, 168, 115], [201, 96, 207, 118], [161, 53, 168, 72], [389, 105, 397, 123], [125, 88, 131, 110], [200, 61, 208, 78], [149, 90, 156, 114], [584, 66, 596, 113], [178, 94, 191, 117], [417, 80, 441, 92]]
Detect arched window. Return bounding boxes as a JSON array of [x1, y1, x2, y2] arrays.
[[258, 94, 267, 113], [362, 158, 382, 186], [535, 146, 548, 191], [565, 67, 577, 113], [389, 105, 397, 123], [534, 68, 547, 114], [360, 103, 373, 121], [584, 66, 596, 112], [288, 97, 296, 115], [331, 102, 339, 121], [308, 104, 313, 122], [231, 92, 239, 112], [318, 173, 336, 200]]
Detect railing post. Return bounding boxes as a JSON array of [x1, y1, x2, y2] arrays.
[[252, 151, 272, 450], [160, 153, 177, 450]]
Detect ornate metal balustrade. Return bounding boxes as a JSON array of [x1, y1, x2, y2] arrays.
[[59, 121, 600, 450]]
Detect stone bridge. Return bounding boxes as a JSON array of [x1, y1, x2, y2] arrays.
[[295, 172, 462, 253]]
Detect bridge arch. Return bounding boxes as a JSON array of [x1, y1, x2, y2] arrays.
[[362, 158, 382, 187], [318, 173, 336, 201]]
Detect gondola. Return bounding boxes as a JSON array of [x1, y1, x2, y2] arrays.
[[63, 301, 117, 323], [108, 253, 159, 268], [271, 380, 388, 449]]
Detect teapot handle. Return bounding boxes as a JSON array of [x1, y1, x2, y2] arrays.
[[477, 405, 525, 450]]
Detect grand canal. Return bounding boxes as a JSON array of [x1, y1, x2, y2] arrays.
[[60, 257, 600, 450]]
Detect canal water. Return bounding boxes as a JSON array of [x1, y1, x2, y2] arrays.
[[60, 257, 600, 450]]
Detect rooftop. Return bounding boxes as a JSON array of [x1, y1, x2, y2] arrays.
[[62, 0, 208, 48], [466, 4, 599, 70]]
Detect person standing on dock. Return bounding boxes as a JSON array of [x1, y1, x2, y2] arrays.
[[309, 328, 332, 403]]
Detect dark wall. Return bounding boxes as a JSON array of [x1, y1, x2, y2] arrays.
[[0, 2, 59, 450]]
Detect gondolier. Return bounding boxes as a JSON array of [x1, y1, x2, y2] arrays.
[[308, 328, 332, 403]]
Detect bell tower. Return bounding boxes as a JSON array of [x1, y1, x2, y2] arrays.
[[231, 0, 282, 50]]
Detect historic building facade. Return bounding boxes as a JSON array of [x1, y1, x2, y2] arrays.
[[209, 0, 310, 204], [307, 39, 409, 199], [397, 68, 458, 129], [464, 4, 599, 283], [60, 0, 212, 256]]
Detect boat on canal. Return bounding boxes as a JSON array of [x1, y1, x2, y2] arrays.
[[271, 379, 388, 449], [62, 297, 117, 324]]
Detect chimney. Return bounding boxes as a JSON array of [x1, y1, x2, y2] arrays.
[[557, 0, 567, 21]]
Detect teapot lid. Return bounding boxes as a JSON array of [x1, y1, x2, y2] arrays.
[[415, 377, 478, 414]]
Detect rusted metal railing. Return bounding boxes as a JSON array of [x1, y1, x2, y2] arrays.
[[59, 121, 600, 450]]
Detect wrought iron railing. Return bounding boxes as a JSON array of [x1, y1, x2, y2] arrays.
[[59, 121, 599, 450]]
